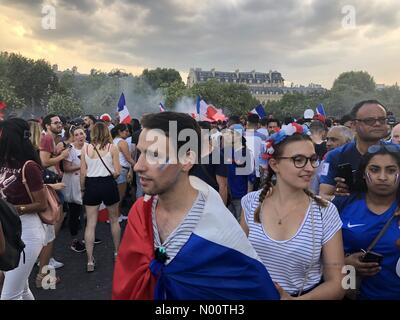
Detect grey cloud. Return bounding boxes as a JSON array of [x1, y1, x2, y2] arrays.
[[2, 0, 400, 82]]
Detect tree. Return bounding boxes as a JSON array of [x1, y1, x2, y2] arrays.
[[0, 79, 25, 114], [189, 79, 259, 115], [141, 68, 182, 90], [47, 91, 83, 118], [328, 71, 376, 116], [162, 80, 188, 109]]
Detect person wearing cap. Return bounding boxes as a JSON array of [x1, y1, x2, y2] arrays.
[[100, 113, 114, 130]]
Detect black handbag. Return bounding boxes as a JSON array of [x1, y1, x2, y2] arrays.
[[0, 197, 26, 271], [42, 168, 60, 184]]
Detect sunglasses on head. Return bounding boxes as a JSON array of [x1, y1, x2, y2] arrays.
[[368, 144, 400, 154]]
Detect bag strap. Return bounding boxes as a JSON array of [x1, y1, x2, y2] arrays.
[[21, 160, 35, 203], [92, 144, 114, 176], [366, 206, 399, 252]]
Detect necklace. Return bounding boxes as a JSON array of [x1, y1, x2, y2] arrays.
[[270, 201, 295, 225]]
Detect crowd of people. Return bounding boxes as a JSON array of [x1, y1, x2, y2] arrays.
[[0, 100, 400, 300]]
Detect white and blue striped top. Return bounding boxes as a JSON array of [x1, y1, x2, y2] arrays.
[[152, 191, 206, 265], [241, 190, 342, 295]]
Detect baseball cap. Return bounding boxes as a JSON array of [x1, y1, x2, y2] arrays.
[[100, 113, 112, 122]]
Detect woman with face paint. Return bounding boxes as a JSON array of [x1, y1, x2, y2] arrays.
[[333, 143, 400, 300]]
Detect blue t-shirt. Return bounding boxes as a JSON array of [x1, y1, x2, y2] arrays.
[[320, 140, 399, 187], [319, 141, 361, 187], [333, 194, 400, 300], [191, 150, 228, 192], [227, 147, 254, 199]]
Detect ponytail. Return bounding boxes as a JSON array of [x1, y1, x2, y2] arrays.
[[303, 189, 328, 208], [254, 169, 274, 223]]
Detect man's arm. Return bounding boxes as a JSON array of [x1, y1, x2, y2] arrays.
[[40, 149, 69, 168]]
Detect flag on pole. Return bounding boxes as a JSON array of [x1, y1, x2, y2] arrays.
[[117, 93, 131, 124], [159, 102, 166, 112], [250, 104, 266, 118], [315, 103, 326, 116]]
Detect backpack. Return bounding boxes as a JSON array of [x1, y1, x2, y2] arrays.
[[0, 197, 25, 271]]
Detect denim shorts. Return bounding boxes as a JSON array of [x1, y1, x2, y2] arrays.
[[115, 166, 130, 185]]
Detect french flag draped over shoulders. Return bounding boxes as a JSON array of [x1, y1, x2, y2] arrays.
[[117, 93, 131, 124], [112, 177, 279, 300], [250, 104, 266, 118]]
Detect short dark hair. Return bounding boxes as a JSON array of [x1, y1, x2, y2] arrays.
[[141, 112, 202, 167], [350, 100, 387, 120], [228, 115, 241, 125], [42, 114, 58, 130], [84, 114, 97, 123], [339, 114, 352, 125], [247, 114, 259, 125], [197, 121, 211, 130], [259, 117, 268, 126], [267, 118, 281, 127]]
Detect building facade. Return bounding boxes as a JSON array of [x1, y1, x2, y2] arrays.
[[187, 68, 325, 103]]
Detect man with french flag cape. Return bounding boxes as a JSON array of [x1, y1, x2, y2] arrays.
[[112, 112, 279, 300]]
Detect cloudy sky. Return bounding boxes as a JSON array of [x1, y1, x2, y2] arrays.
[[1, 0, 399, 88]]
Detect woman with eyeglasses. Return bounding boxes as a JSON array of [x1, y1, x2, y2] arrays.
[[240, 123, 345, 299], [332, 144, 400, 300]]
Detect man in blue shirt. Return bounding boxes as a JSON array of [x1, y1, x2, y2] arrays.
[[320, 100, 391, 199]]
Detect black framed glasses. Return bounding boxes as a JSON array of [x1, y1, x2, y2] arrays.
[[276, 154, 320, 168], [355, 117, 388, 126], [368, 144, 400, 154]]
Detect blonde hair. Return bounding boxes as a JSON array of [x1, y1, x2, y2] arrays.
[[91, 122, 112, 149], [28, 120, 42, 152]]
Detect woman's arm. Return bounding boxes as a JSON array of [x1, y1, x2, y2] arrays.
[[80, 146, 87, 191], [118, 140, 135, 167], [16, 188, 47, 215], [63, 159, 80, 173], [111, 144, 121, 177], [297, 230, 345, 300]]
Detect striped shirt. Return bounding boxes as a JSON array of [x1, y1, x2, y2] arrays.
[[152, 191, 206, 265], [241, 190, 342, 295]]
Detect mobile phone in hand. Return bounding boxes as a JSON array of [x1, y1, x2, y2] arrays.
[[361, 251, 384, 264], [337, 163, 353, 188]]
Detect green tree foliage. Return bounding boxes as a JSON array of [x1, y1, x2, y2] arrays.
[[141, 68, 182, 90], [328, 71, 377, 116], [47, 91, 83, 118], [188, 79, 259, 115], [0, 79, 25, 112]]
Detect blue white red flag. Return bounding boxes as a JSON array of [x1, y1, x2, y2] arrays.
[[112, 177, 279, 300], [250, 104, 266, 118], [117, 93, 131, 124], [159, 102, 166, 112], [316, 103, 326, 116]]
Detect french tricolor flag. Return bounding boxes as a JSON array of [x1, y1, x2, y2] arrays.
[[159, 102, 166, 112], [117, 93, 132, 124], [315, 103, 326, 116], [112, 177, 279, 300], [250, 104, 266, 118]]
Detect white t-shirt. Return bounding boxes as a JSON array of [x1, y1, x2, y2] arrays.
[[244, 130, 264, 178]]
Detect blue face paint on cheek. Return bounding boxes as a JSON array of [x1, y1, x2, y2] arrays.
[[158, 158, 170, 171]]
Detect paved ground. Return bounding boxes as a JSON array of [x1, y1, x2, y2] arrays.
[[28, 201, 131, 300]]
